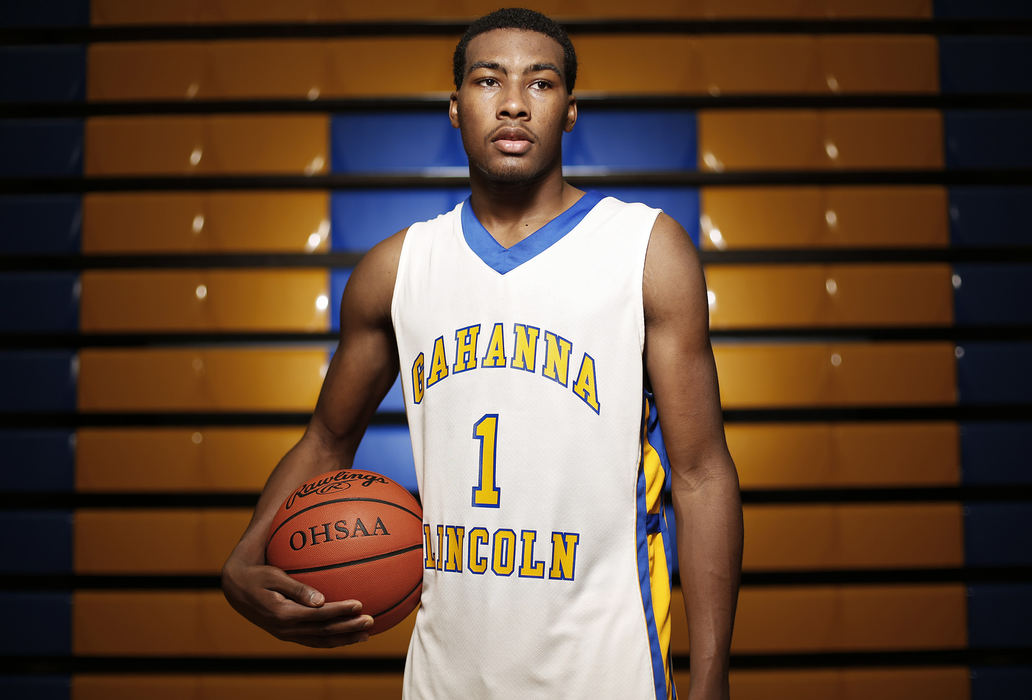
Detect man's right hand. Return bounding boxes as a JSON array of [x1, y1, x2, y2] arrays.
[[221, 557, 374, 648]]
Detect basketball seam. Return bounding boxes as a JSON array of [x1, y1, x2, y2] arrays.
[[369, 577, 423, 618], [282, 543, 424, 575], [267, 497, 422, 545]]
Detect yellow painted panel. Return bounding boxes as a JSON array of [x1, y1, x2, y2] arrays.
[[743, 504, 964, 570], [88, 42, 205, 100], [700, 186, 949, 249], [76, 427, 304, 492], [74, 509, 248, 574], [77, 347, 327, 411], [819, 36, 939, 93], [83, 192, 329, 253], [698, 110, 943, 171], [80, 270, 330, 332], [730, 668, 969, 700], [727, 422, 960, 488], [713, 342, 957, 407], [705, 264, 953, 328], [85, 115, 328, 175], [91, 0, 932, 24]]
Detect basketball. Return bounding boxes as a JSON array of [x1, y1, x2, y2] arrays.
[[265, 468, 423, 635]]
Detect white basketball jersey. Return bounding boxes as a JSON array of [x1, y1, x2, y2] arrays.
[[391, 193, 676, 700]]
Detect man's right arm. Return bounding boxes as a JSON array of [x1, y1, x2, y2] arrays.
[[221, 229, 406, 647]]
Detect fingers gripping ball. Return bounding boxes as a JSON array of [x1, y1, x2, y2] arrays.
[[266, 469, 423, 634]]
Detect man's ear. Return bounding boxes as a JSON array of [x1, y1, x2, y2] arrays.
[[564, 95, 577, 133], [449, 92, 460, 128]]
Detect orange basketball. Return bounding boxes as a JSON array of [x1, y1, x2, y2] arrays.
[[266, 468, 423, 635]]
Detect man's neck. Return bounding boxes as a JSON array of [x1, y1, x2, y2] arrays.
[[468, 171, 584, 249]]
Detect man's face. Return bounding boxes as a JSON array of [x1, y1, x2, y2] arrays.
[[450, 28, 576, 184]]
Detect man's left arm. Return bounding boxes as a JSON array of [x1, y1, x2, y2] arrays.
[[643, 213, 743, 700]]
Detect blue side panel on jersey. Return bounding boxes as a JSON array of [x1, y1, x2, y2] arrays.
[[0, 120, 82, 176], [955, 342, 1032, 405], [965, 503, 1032, 566], [598, 187, 701, 246], [0, 511, 73, 573], [0, 431, 75, 491], [972, 667, 1032, 700], [0, 46, 86, 102], [353, 425, 415, 492], [967, 584, 1032, 648], [0, 0, 88, 26], [0, 676, 69, 700], [331, 189, 468, 251], [961, 422, 1032, 485], [330, 113, 466, 173], [564, 110, 696, 171], [953, 264, 1032, 325], [0, 592, 71, 654], [949, 187, 1030, 247], [944, 111, 1032, 169], [939, 38, 1032, 93], [935, 0, 1032, 18], [0, 351, 76, 411], [0, 273, 79, 331]]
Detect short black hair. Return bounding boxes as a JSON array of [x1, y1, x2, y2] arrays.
[[453, 8, 577, 93]]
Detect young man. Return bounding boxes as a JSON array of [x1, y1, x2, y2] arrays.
[[223, 9, 742, 699]]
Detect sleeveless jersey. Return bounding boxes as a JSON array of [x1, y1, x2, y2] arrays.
[[391, 193, 676, 700]]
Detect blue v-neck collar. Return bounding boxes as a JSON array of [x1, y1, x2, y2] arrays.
[[460, 190, 605, 274]]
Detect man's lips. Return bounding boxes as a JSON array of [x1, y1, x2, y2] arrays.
[[492, 128, 533, 155]]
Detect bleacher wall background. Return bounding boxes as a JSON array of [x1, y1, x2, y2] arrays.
[[1, 0, 1031, 698]]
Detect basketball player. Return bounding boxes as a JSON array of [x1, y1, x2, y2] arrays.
[[223, 9, 742, 699]]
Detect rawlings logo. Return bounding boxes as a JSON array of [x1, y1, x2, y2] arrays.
[[284, 470, 389, 510]]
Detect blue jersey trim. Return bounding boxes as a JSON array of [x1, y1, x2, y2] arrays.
[[460, 191, 605, 274]]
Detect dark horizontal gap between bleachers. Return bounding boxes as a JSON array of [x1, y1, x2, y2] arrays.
[[4, 406, 1032, 428], [3, 649, 1031, 675], [3, 567, 1032, 593], [3, 18, 1032, 45], [5, 248, 1032, 272], [5, 93, 1032, 118], [3, 327, 1031, 350], [5, 170, 1032, 195], [4, 485, 1029, 510]]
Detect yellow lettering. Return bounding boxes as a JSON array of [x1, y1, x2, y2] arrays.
[[541, 331, 573, 386], [426, 336, 449, 387], [436, 525, 445, 571], [481, 323, 507, 368], [468, 527, 489, 574], [453, 325, 480, 373], [518, 530, 545, 578], [572, 353, 600, 413], [444, 525, 465, 572], [510, 324, 540, 372], [411, 353, 424, 404], [423, 524, 436, 569], [492, 529, 517, 576], [549, 532, 580, 580]]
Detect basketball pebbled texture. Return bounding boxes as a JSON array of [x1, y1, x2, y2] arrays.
[[266, 468, 423, 634]]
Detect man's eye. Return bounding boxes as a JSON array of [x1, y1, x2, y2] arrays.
[[531, 80, 551, 90], [478, 78, 499, 87]]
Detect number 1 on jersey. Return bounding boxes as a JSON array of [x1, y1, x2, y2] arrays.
[[472, 414, 501, 508]]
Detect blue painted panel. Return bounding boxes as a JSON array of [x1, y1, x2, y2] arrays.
[[956, 342, 1032, 405], [940, 38, 1032, 93], [965, 503, 1032, 566], [0, 273, 79, 331], [949, 187, 1030, 247], [0, 676, 69, 700], [0, 511, 73, 573], [0, 119, 82, 176], [945, 111, 1032, 169], [968, 584, 1032, 648], [972, 667, 1032, 700], [331, 112, 465, 173], [565, 110, 697, 171], [0, 351, 76, 412], [0, 431, 75, 491], [0, 0, 88, 26], [953, 264, 1032, 325], [0, 195, 81, 253], [354, 425, 415, 492], [599, 187, 701, 246], [935, 0, 1032, 18], [331, 189, 468, 251], [0, 46, 85, 102], [961, 422, 1032, 485], [0, 592, 71, 654]]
